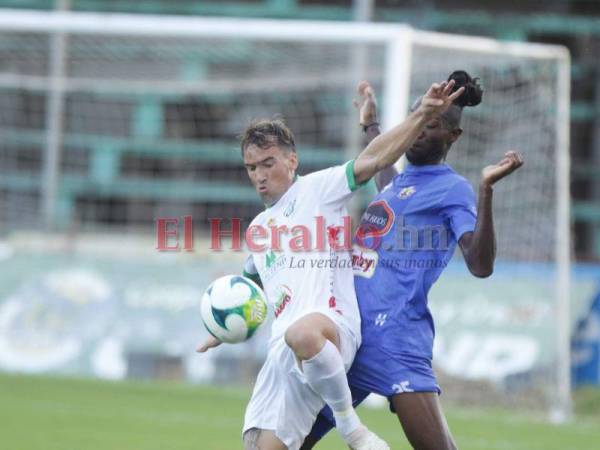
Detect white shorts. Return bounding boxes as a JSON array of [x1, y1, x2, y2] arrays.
[[242, 320, 359, 450]]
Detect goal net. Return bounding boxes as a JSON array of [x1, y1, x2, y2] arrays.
[[0, 10, 570, 420]]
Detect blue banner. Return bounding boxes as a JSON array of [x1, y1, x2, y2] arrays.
[[572, 288, 600, 386]]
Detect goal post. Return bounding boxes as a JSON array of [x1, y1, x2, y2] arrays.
[[406, 29, 572, 422], [0, 9, 571, 420]]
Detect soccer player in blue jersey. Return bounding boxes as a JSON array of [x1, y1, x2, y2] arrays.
[[300, 71, 524, 450]]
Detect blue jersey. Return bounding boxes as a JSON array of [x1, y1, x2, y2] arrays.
[[353, 163, 477, 360], [308, 164, 478, 440]]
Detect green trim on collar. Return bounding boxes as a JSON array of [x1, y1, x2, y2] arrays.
[[345, 159, 369, 192]]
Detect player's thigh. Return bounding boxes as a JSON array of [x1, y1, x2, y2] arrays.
[[243, 428, 287, 450], [391, 392, 457, 450]]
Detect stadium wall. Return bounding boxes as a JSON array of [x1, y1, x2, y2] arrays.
[[0, 236, 597, 395]]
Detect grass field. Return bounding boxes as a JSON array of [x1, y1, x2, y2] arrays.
[[1, 373, 599, 450]]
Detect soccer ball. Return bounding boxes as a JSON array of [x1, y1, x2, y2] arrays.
[[200, 275, 268, 343]]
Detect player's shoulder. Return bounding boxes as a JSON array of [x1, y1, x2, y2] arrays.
[[298, 162, 348, 189], [441, 172, 476, 206], [440, 165, 471, 188], [451, 174, 473, 191], [302, 162, 347, 182]]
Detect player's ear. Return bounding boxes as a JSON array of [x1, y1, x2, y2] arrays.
[[287, 150, 299, 174], [449, 128, 462, 144]]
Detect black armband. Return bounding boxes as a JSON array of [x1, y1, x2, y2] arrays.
[[361, 122, 380, 133]]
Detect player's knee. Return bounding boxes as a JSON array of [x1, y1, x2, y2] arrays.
[[284, 324, 324, 360]]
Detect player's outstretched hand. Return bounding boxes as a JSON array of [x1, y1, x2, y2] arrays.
[[196, 336, 222, 353], [419, 79, 465, 119], [354, 80, 378, 126], [481, 151, 524, 186]]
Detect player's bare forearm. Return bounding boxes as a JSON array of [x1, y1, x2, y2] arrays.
[[364, 123, 397, 191], [356, 83, 397, 190], [460, 151, 524, 277], [460, 184, 496, 278], [353, 108, 429, 184]]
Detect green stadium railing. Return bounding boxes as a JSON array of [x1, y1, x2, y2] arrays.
[[4, 1, 600, 38]]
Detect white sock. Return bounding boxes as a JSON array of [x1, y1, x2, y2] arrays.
[[301, 340, 361, 440]]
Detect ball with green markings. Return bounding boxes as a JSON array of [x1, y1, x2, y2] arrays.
[[200, 275, 268, 343]]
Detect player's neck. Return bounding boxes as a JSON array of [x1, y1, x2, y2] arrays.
[[410, 160, 445, 167], [264, 174, 298, 208]]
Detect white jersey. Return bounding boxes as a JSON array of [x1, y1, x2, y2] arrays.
[[246, 160, 364, 346]]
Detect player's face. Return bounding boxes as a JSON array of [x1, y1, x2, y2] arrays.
[[406, 117, 461, 166], [243, 144, 298, 205]]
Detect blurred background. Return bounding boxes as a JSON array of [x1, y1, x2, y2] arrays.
[[0, 1, 599, 449]]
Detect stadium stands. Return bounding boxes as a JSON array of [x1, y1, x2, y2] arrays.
[[0, 0, 598, 260]]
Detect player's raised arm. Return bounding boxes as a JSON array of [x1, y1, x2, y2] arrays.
[[354, 81, 397, 191], [459, 151, 524, 278], [352, 80, 465, 185]]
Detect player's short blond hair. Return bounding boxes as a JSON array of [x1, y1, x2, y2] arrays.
[[240, 118, 296, 155]]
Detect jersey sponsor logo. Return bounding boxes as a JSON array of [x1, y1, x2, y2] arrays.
[[398, 186, 416, 199], [375, 313, 387, 326], [262, 250, 286, 281], [265, 250, 277, 268], [356, 200, 394, 240], [392, 381, 414, 394], [352, 244, 378, 278], [274, 285, 292, 318]]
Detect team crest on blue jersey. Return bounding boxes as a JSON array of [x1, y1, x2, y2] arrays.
[[398, 186, 416, 199]]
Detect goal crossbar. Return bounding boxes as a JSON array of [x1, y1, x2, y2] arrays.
[[0, 8, 569, 62]]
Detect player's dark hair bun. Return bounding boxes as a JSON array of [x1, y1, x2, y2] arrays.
[[447, 70, 483, 108]]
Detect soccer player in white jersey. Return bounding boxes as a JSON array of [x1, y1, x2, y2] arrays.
[[197, 80, 465, 450]]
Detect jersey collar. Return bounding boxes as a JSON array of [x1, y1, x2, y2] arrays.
[[404, 163, 453, 175], [264, 174, 299, 209]]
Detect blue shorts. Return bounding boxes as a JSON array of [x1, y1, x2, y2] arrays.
[[308, 342, 440, 441]]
